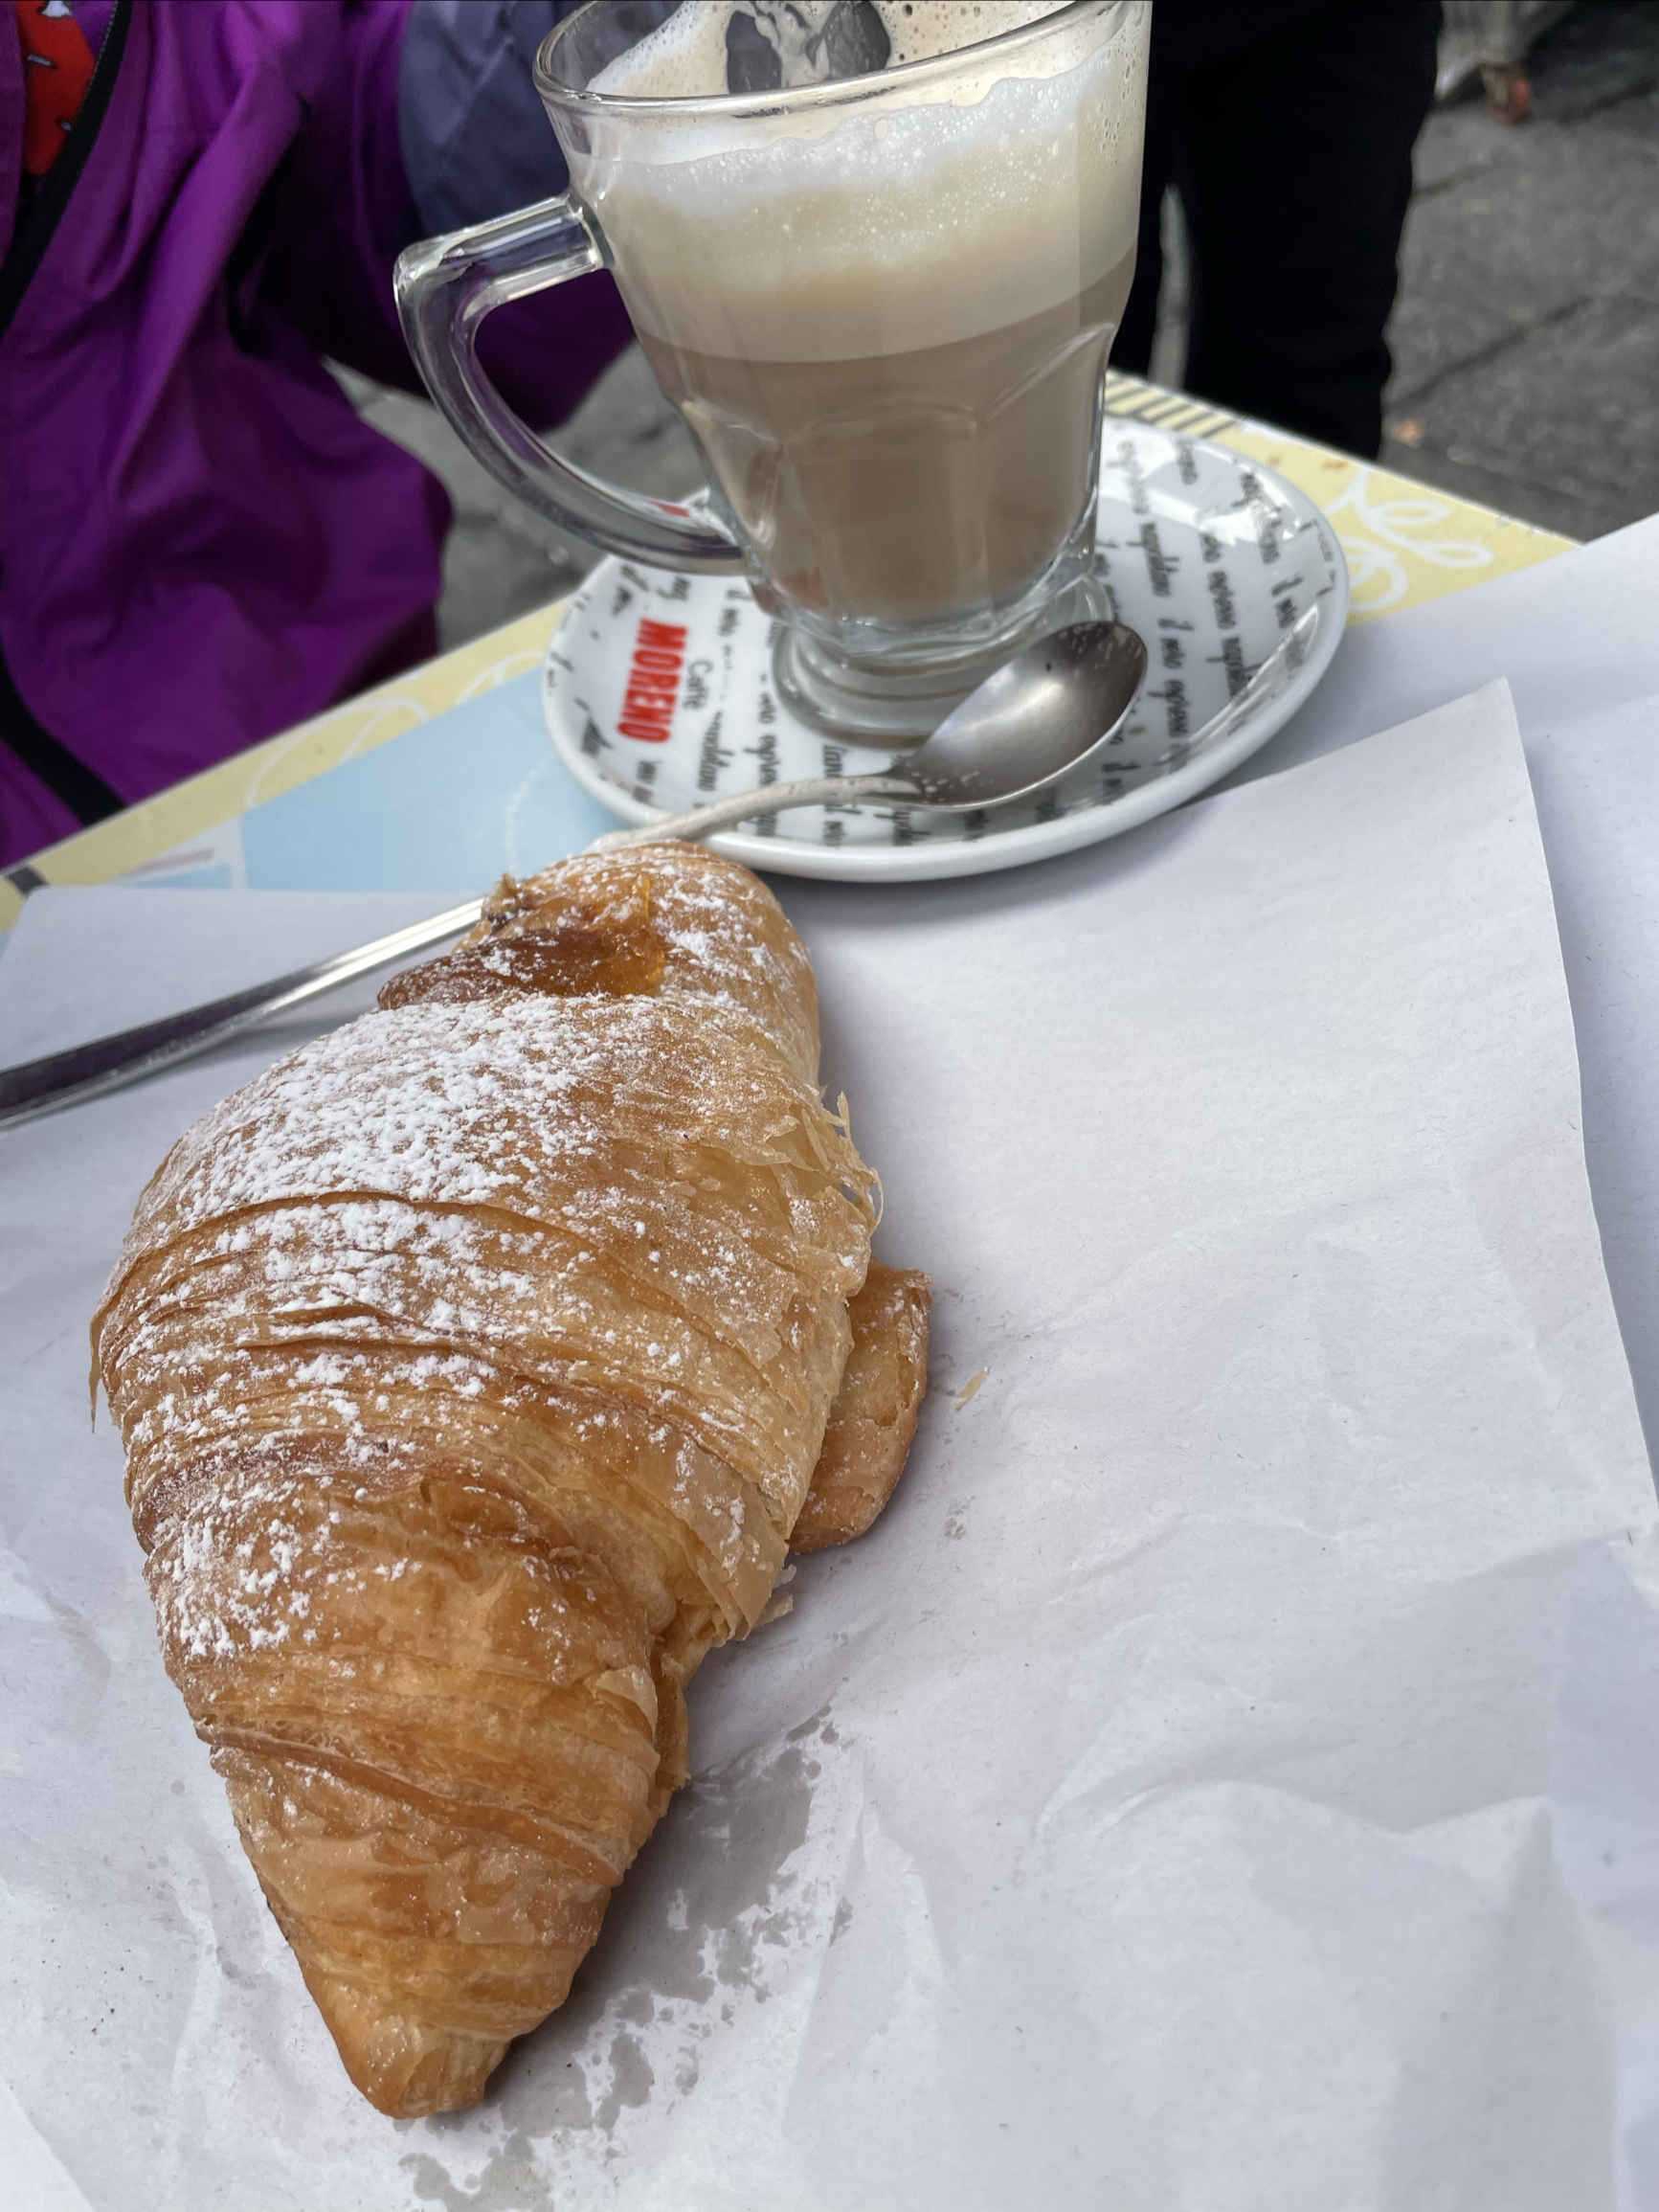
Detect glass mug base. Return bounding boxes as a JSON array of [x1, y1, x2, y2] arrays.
[[770, 553, 1116, 743]]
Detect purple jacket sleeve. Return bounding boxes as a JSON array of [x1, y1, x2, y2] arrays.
[[0, 0, 639, 869]]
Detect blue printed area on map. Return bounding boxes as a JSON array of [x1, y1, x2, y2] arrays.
[[242, 675, 614, 889], [134, 674, 617, 895]]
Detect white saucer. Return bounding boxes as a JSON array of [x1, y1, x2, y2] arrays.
[[542, 422, 1349, 883]]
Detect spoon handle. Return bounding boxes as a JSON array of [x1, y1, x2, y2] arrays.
[[588, 770, 918, 850]]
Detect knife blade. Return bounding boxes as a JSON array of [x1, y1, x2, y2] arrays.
[[0, 897, 482, 1130]]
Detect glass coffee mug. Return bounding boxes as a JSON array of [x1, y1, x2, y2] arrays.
[[395, 1, 1151, 738]]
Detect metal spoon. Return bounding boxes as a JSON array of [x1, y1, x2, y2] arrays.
[[0, 621, 1145, 1128], [593, 619, 1147, 849]]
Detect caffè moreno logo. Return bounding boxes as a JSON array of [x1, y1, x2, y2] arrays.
[[617, 618, 690, 742]]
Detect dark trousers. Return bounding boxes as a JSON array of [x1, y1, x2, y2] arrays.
[[1113, 2, 1443, 458]]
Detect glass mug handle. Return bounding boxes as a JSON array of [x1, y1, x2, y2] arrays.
[[394, 194, 746, 576]]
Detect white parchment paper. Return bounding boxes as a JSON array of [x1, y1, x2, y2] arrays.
[[4, 687, 1657, 2212], [1228, 509, 1659, 1462]]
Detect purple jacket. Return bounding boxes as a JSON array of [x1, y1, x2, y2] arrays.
[[0, 0, 632, 868]]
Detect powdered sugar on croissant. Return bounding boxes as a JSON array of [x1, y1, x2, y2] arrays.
[[93, 844, 927, 2116]]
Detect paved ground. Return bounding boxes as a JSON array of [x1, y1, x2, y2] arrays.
[[335, 347, 705, 654], [344, 0, 1659, 651], [1380, 0, 1659, 543]]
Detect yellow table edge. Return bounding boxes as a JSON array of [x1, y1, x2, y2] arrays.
[[1, 375, 1574, 937]]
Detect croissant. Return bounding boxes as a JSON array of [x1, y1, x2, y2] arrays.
[[92, 845, 928, 2117]]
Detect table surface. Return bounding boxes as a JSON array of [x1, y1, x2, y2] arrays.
[[0, 374, 1576, 937]]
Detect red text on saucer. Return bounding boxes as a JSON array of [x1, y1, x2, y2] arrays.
[[617, 619, 688, 742]]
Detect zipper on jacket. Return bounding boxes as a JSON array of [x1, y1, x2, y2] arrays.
[[0, 0, 134, 340]]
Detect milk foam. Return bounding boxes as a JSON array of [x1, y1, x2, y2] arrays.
[[594, 2, 1071, 99], [571, 3, 1149, 361]]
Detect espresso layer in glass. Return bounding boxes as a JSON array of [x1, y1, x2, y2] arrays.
[[636, 254, 1132, 625]]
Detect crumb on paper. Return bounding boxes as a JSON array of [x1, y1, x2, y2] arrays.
[[953, 1368, 989, 1411], [756, 1591, 795, 1628]]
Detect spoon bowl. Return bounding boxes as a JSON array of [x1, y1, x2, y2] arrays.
[[904, 620, 1150, 810]]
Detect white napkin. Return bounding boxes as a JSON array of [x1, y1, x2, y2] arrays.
[[3, 683, 1654, 2211]]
